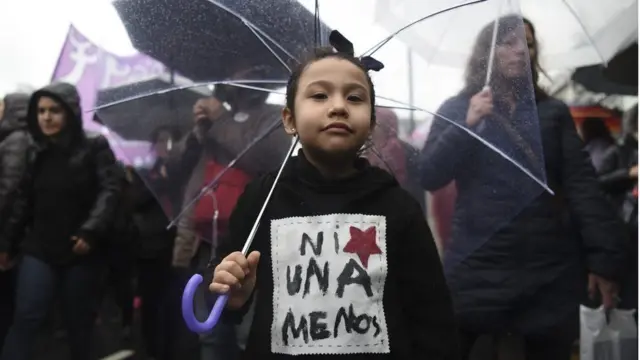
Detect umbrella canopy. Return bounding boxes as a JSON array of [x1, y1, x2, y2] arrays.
[[96, 76, 210, 141], [99, 0, 555, 268], [99, 1, 559, 339], [113, 0, 331, 82], [374, 0, 637, 71], [573, 42, 638, 96]]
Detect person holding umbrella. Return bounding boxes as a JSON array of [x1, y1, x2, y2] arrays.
[[419, 16, 626, 359]]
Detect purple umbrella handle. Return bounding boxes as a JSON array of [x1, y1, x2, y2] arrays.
[[181, 140, 299, 334], [181, 273, 228, 333]]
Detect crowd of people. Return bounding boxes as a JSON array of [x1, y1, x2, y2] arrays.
[[0, 15, 636, 360]]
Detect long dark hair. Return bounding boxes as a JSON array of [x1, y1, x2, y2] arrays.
[[461, 15, 546, 172], [462, 14, 548, 101]]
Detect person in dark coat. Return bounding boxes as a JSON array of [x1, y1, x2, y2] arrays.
[[598, 104, 638, 312], [0, 92, 31, 215], [419, 16, 626, 360], [0, 92, 31, 348], [599, 106, 638, 215], [0, 82, 122, 360], [128, 126, 182, 360], [97, 162, 137, 340], [580, 117, 616, 173]]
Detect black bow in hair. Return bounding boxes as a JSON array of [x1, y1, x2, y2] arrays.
[[329, 30, 384, 72]]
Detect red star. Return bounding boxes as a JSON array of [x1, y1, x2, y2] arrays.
[[343, 226, 382, 269]]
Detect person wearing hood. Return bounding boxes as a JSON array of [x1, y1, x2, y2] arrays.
[[0, 82, 122, 360], [0, 92, 30, 349]]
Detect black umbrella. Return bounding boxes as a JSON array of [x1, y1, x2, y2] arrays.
[[112, 0, 331, 82], [572, 42, 638, 96], [95, 77, 209, 141]]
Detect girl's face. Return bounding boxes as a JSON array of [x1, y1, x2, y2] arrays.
[[282, 57, 373, 158]]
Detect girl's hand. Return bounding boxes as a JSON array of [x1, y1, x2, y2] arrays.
[[209, 251, 260, 310]]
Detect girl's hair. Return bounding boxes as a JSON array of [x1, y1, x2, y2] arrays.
[[462, 14, 548, 100], [285, 47, 377, 125]]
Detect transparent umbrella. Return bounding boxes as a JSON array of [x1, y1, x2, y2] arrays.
[[92, 0, 551, 335]]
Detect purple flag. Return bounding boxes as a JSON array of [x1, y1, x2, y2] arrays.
[[51, 25, 167, 166]]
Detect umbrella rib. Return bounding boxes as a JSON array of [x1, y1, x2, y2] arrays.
[[484, 0, 505, 87], [362, 0, 487, 58], [91, 80, 287, 112], [242, 19, 292, 73], [561, 0, 607, 66], [167, 116, 285, 229], [422, 8, 460, 66], [314, 0, 321, 46], [206, 0, 301, 67], [244, 21, 301, 65], [376, 104, 421, 111], [374, 94, 553, 194], [222, 82, 286, 95]]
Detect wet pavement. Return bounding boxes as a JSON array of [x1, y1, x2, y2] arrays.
[[32, 296, 199, 360]]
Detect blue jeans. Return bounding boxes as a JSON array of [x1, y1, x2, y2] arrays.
[[0, 256, 101, 360], [195, 288, 240, 360], [0, 268, 16, 346]]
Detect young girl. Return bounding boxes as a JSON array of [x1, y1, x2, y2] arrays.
[[209, 48, 457, 359]]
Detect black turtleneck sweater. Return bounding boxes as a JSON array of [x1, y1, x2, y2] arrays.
[[216, 151, 458, 360]]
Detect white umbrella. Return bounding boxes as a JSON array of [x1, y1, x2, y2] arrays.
[[373, 0, 638, 71]]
